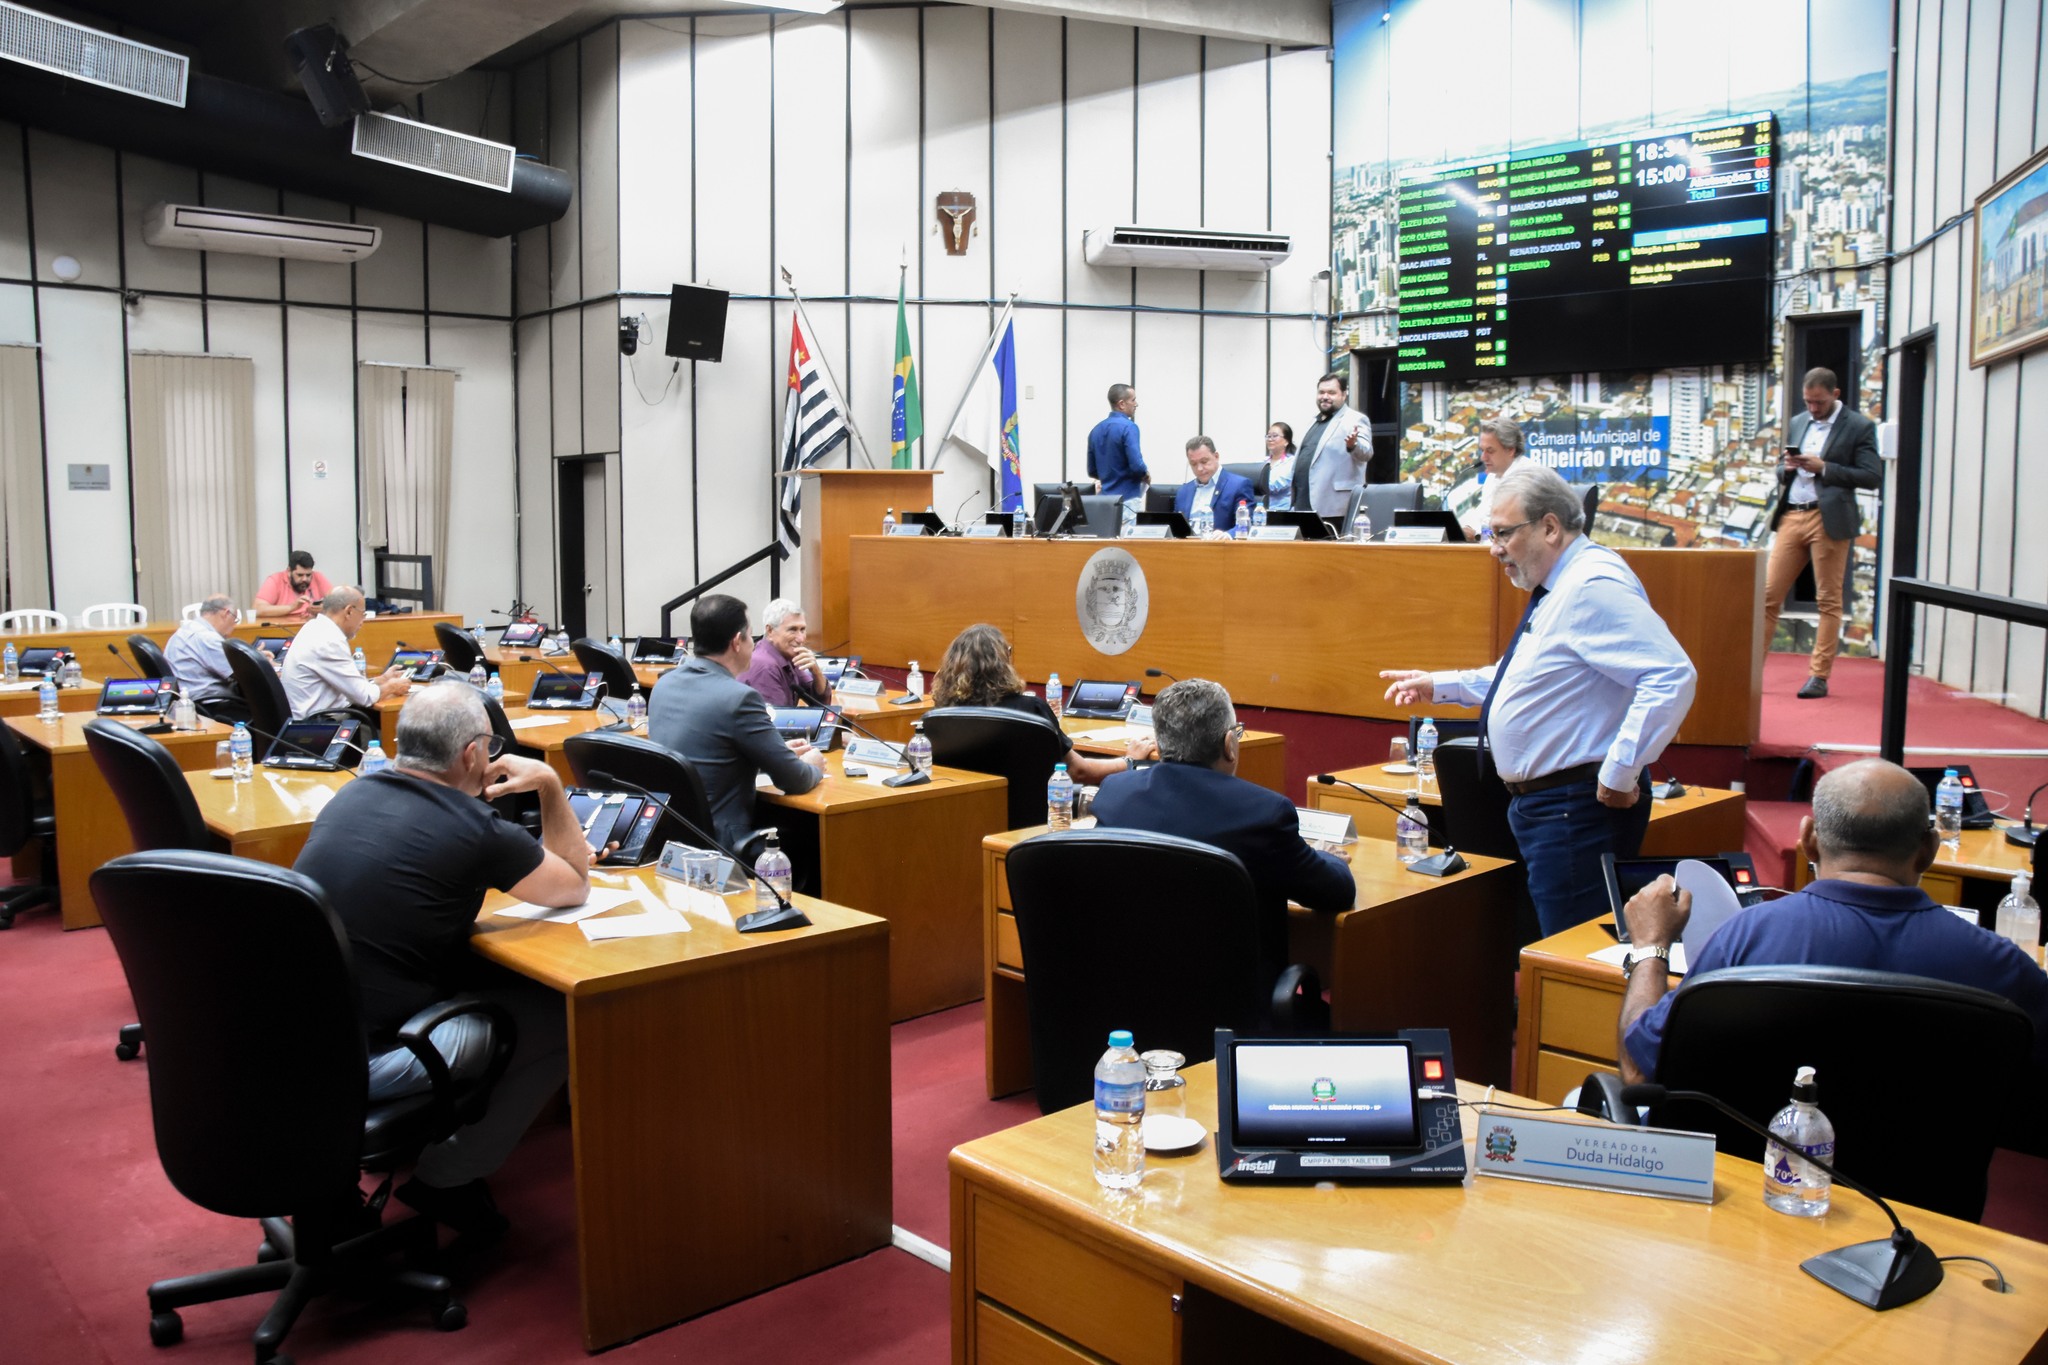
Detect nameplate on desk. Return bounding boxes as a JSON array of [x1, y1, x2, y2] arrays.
[[1124, 524, 1173, 539], [835, 677, 884, 697], [1126, 703, 1154, 729], [1251, 525, 1301, 541], [1295, 807, 1357, 846], [886, 523, 928, 536], [963, 523, 1004, 538], [844, 737, 906, 768], [1472, 1109, 1716, 1203], [1387, 526, 1448, 544], [655, 840, 745, 893]]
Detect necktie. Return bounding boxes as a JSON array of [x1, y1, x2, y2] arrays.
[[1478, 585, 1548, 759]]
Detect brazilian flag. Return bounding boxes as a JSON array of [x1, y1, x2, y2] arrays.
[[891, 275, 922, 468]]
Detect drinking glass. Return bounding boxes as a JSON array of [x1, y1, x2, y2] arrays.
[[1388, 737, 1409, 766]]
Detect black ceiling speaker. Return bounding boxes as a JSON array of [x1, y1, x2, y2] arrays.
[[284, 25, 370, 128], [664, 284, 730, 363]]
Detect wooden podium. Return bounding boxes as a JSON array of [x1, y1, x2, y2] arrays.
[[797, 467, 934, 648]]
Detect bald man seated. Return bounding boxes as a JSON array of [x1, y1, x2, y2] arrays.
[[1617, 758, 2048, 1085], [282, 585, 411, 721]]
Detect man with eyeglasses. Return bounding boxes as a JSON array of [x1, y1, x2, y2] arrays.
[[294, 681, 598, 1244], [1091, 678, 1355, 984], [1380, 462, 1696, 939], [163, 592, 249, 722]]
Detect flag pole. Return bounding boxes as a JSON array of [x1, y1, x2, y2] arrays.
[[931, 292, 1018, 470], [780, 265, 876, 470]]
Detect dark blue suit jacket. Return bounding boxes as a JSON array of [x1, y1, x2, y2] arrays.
[[1091, 760, 1355, 978], [1173, 469, 1257, 532]]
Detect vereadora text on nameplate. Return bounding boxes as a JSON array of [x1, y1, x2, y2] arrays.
[[1473, 1108, 1716, 1203], [1294, 806, 1357, 845], [1387, 526, 1449, 544]]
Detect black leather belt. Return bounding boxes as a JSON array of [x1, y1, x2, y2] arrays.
[[1787, 499, 1819, 510], [1501, 762, 1602, 796]]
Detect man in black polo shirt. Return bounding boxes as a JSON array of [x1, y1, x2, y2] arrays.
[[295, 681, 596, 1239]]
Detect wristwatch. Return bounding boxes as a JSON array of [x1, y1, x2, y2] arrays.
[[1622, 944, 1672, 979]]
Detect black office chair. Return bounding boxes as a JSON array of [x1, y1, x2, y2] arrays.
[[562, 730, 716, 843], [433, 621, 483, 676], [128, 632, 173, 682], [224, 636, 368, 739], [91, 850, 512, 1362], [82, 717, 224, 1060], [571, 638, 641, 709], [1345, 480, 1424, 534], [1223, 461, 1265, 487], [1432, 736, 1540, 944], [1582, 483, 1600, 527], [0, 721, 57, 929], [923, 705, 1074, 831], [1007, 829, 1326, 1113], [1584, 966, 2039, 1223]]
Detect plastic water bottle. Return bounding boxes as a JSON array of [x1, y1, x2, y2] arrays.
[[609, 634, 623, 657], [360, 740, 390, 776], [1995, 872, 2041, 957], [470, 622, 485, 650], [36, 672, 57, 720], [1046, 672, 1063, 718], [754, 830, 793, 915], [1252, 501, 1269, 534], [484, 672, 505, 707], [905, 659, 924, 699], [62, 654, 82, 688], [1762, 1066, 1835, 1217], [172, 693, 197, 732], [1231, 499, 1248, 538], [1934, 768, 1964, 848], [353, 646, 367, 676], [1415, 716, 1439, 785], [883, 506, 897, 534], [468, 660, 487, 689], [1396, 794, 1429, 863], [1192, 504, 1212, 538], [1093, 1030, 1146, 1189], [906, 720, 931, 775], [229, 721, 253, 784], [5, 641, 18, 681], [1353, 505, 1374, 543], [1047, 762, 1075, 830], [1012, 503, 1028, 538], [626, 683, 647, 730]]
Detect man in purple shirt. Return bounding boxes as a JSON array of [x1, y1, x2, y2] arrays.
[[736, 598, 828, 707], [1618, 758, 2048, 1083]]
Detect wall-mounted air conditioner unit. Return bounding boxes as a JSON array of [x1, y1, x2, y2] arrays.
[[1082, 226, 1292, 272], [141, 203, 382, 263]]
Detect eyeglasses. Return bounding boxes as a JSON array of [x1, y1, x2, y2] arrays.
[[1481, 518, 1539, 543], [468, 731, 508, 760], [1229, 722, 1246, 741]]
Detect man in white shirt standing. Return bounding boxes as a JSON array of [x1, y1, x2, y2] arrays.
[[163, 593, 248, 722], [1380, 462, 1697, 939], [1459, 417, 1525, 540], [284, 585, 411, 721]]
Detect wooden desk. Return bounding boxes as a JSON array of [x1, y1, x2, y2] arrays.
[[950, 1064, 2048, 1365], [762, 750, 1009, 1021], [848, 538, 1762, 746], [828, 688, 934, 745], [9, 712, 231, 929], [185, 767, 349, 868], [6, 613, 463, 684], [981, 827, 1519, 1097], [1516, 920, 1630, 1105], [1926, 826, 2038, 905], [0, 677, 104, 716], [497, 705, 617, 783], [1062, 718, 1288, 796], [1308, 764, 1747, 854], [471, 866, 891, 1350]]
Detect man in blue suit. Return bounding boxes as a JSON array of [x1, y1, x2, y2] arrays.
[[1092, 678, 1355, 979], [1172, 436, 1257, 538]]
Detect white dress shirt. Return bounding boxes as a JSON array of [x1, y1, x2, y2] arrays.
[[1464, 455, 1523, 534], [163, 618, 235, 704], [283, 611, 376, 717], [1791, 400, 1837, 505], [1427, 535, 1696, 789]]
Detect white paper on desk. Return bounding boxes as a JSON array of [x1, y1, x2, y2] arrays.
[[580, 907, 691, 940], [492, 888, 639, 922], [0, 681, 40, 693], [1588, 942, 1690, 975], [509, 715, 562, 731], [1069, 726, 1133, 743]]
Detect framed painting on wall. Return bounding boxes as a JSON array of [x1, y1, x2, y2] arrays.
[[1971, 144, 2048, 367]]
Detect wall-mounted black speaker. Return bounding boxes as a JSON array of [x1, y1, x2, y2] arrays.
[[283, 25, 371, 129], [664, 284, 730, 363]]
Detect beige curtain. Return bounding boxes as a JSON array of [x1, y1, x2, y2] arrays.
[[0, 346, 51, 612], [129, 352, 256, 623], [358, 364, 454, 609]]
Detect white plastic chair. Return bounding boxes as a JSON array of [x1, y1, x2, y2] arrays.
[[180, 602, 204, 621], [80, 602, 149, 629], [0, 608, 67, 633]]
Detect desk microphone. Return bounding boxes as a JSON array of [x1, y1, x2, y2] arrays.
[[1143, 668, 1179, 694], [1313, 773, 1468, 876], [1615, 1082, 1943, 1310], [825, 708, 929, 787], [243, 720, 369, 777], [584, 768, 810, 932], [946, 488, 985, 534], [2004, 778, 2047, 849], [105, 644, 181, 731], [392, 640, 450, 681]]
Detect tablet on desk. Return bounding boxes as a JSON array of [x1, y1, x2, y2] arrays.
[[1062, 679, 1138, 721], [97, 678, 170, 716], [632, 635, 681, 663], [770, 706, 838, 747], [528, 671, 603, 709], [17, 646, 70, 677], [566, 787, 671, 865], [252, 636, 293, 660], [499, 621, 546, 649]]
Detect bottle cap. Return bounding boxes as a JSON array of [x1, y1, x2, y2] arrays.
[[1945, 767, 1958, 777], [1108, 1030, 1133, 1048], [1791, 1065, 1818, 1102], [2014, 872, 2031, 898]]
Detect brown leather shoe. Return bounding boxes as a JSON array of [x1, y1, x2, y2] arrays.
[[1797, 676, 1829, 700]]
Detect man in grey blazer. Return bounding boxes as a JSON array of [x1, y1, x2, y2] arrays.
[[647, 593, 824, 858], [1762, 367, 1882, 699]]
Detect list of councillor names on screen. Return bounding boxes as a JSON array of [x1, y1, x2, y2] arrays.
[[1394, 113, 1776, 379]]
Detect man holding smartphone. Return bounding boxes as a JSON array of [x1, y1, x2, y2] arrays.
[[1761, 367, 1882, 699]]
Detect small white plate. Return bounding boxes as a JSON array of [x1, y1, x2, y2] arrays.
[[1142, 1114, 1207, 1153], [1381, 763, 1418, 775]]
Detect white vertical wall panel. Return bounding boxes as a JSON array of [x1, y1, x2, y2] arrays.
[[1065, 22, 1136, 466], [355, 210, 425, 313], [1577, 0, 1652, 150], [694, 17, 773, 296], [515, 314, 557, 622], [1510, 0, 1582, 147], [0, 124, 28, 281], [120, 155, 202, 297], [1910, 0, 1940, 241], [1932, 0, 1972, 222], [0, 284, 32, 344], [1201, 317, 1268, 459], [619, 20, 695, 295], [285, 306, 358, 592], [206, 302, 289, 582], [38, 288, 131, 612], [199, 173, 284, 300], [618, 300, 695, 632], [281, 192, 354, 306], [1646, 0, 1727, 122], [1133, 29, 1201, 322], [435, 317, 518, 622], [582, 300, 621, 454], [846, 299, 899, 472], [848, 8, 923, 302], [1269, 44, 1331, 418], [1995, 0, 2041, 181], [429, 228, 511, 318], [772, 15, 849, 298], [693, 302, 774, 601], [922, 7, 992, 308], [123, 297, 204, 354], [992, 10, 1065, 303], [550, 309, 581, 456], [549, 43, 583, 308], [1971, 360, 2018, 695], [1960, 0, 2004, 231], [580, 25, 621, 301], [28, 132, 118, 287], [2010, 347, 2048, 716]]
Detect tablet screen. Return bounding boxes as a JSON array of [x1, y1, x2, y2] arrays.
[[1067, 680, 1131, 712], [1230, 1040, 1418, 1149]]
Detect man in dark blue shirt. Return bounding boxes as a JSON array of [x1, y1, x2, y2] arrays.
[[1085, 383, 1149, 503], [1618, 758, 2048, 1083]]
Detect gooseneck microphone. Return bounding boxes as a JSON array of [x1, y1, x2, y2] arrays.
[[826, 708, 929, 787], [1143, 668, 1179, 694], [945, 488, 985, 534], [1619, 1083, 1944, 1310], [585, 768, 810, 932], [1314, 773, 1469, 875], [2005, 778, 2047, 849]]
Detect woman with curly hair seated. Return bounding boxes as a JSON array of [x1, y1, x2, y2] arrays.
[[930, 623, 1153, 786]]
